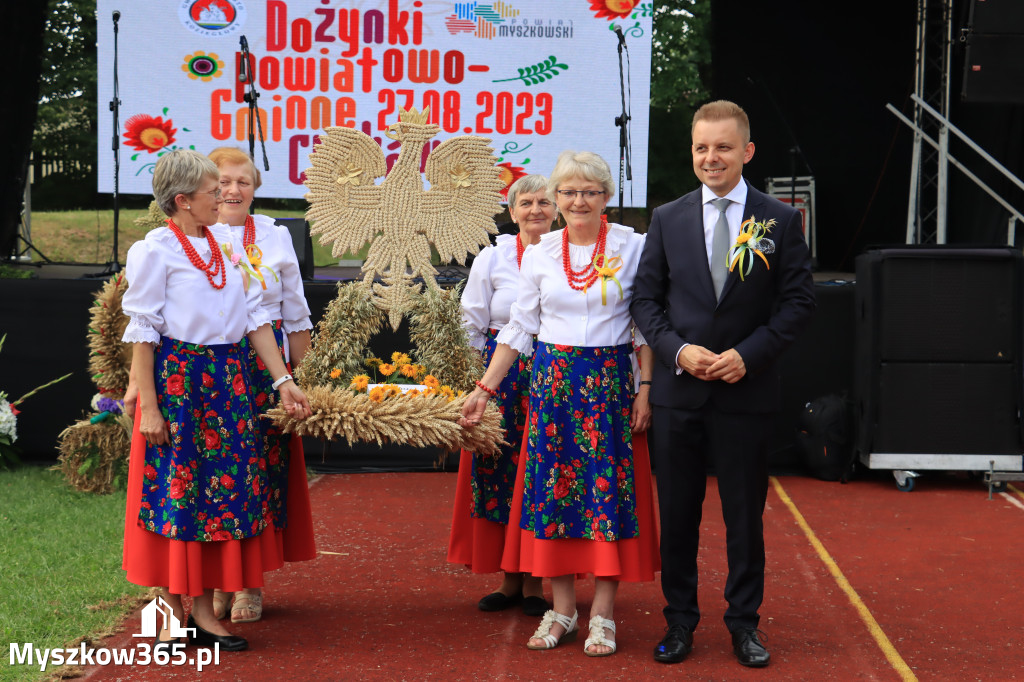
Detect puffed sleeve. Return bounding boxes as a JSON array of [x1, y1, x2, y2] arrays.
[[274, 226, 313, 333], [121, 239, 164, 345], [495, 245, 540, 356], [461, 245, 496, 351]]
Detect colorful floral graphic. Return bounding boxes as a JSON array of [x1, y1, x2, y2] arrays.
[[182, 51, 224, 81], [123, 114, 176, 153], [589, 0, 639, 19], [497, 162, 527, 198]]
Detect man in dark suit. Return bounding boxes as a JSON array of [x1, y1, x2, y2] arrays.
[[630, 100, 815, 667]]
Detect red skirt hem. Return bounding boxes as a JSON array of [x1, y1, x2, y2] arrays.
[[501, 431, 660, 582], [447, 450, 507, 573], [281, 434, 317, 562], [122, 406, 287, 597]]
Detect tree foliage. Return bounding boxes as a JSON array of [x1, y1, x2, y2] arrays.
[[33, 0, 98, 209], [648, 0, 711, 202]]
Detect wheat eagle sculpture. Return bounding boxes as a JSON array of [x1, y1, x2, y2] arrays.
[[304, 106, 505, 330]]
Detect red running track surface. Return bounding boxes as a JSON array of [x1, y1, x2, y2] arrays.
[[76, 472, 1024, 681]]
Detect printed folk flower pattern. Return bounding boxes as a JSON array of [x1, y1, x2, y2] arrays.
[[469, 333, 533, 524], [497, 162, 527, 199], [138, 338, 267, 542], [182, 51, 225, 81], [243, 321, 291, 529], [123, 114, 176, 153], [521, 343, 638, 541], [589, 0, 639, 20]]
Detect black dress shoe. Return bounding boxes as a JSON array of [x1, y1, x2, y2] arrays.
[[731, 628, 770, 667], [186, 614, 248, 652], [521, 595, 550, 617], [653, 624, 693, 663], [477, 591, 521, 612], [152, 636, 177, 655]]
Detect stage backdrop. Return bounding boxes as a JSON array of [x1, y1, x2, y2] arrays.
[[96, 0, 652, 205]]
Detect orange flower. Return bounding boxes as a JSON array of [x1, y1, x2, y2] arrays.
[[378, 363, 396, 377], [589, 0, 638, 20], [391, 351, 412, 366], [350, 374, 370, 391], [368, 386, 386, 402], [330, 368, 342, 379], [423, 375, 440, 389], [406, 389, 421, 397], [497, 162, 527, 199], [123, 114, 176, 153], [400, 364, 418, 379]]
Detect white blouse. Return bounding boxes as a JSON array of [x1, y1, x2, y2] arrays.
[[496, 222, 648, 354], [122, 224, 270, 346], [461, 233, 521, 351], [221, 213, 313, 336]]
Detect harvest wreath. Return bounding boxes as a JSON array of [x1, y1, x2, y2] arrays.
[[55, 273, 133, 493], [266, 108, 507, 454]]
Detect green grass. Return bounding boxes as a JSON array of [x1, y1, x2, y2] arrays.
[[0, 466, 148, 682], [24, 209, 348, 268]]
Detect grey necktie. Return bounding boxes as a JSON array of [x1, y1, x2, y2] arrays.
[[710, 197, 731, 300]]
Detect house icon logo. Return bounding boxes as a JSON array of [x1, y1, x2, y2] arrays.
[[132, 596, 196, 639]]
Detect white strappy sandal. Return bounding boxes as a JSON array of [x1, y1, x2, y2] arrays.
[[584, 615, 617, 657], [526, 610, 579, 650]]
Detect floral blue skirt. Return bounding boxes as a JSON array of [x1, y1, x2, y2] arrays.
[[138, 336, 268, 542], [469, 329, 533, 524], [242, 320, 291, 529], [521, 342, 638, 541]]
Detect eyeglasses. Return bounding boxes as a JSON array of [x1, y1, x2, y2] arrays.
[[556, 190, 606, 199], [198, 187, 223, 199]]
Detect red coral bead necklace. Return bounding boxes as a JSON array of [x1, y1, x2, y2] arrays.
[[516, 232, 526, 269], [562, 216, 607, 291], [242, 214, 256, 248], [167, 218, 226, 290]]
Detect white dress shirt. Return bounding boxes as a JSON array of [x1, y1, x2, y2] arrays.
[[700, 180, 749, 267], [122, 225, 270, 346], [461, 233, 521, 351]]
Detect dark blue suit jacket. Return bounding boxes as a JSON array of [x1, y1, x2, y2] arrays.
[[630, 181, 816, 413]]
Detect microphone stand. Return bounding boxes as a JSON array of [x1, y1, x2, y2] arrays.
[[106, 10, 123, 273], [240, 36, 270, 205], [613, 28, 632, 225]]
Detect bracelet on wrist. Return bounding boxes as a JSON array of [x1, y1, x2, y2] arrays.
[[272, 373, 294, 391], [475, 380, 497, 398], [639, 380, 653, 386]]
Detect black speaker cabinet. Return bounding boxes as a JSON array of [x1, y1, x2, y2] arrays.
[[272, 217, 315, 280], [855, 248, 1024, 464], [967, 0, 1024, 35]]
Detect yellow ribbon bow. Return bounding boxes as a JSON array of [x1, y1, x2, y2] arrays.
[[584, 254, 624, 305], [243, 244, 279, 290], [221, 242, 263, 291]]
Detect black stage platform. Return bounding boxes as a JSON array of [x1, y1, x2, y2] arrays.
[[0, 268, 853, 473]]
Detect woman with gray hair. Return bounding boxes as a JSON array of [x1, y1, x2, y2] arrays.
[[461, 151, 659, 657], [448, 174, 556, 616], [120, 149, 311, 652]]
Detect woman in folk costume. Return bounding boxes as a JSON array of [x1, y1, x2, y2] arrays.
[[207, 146, 317, 624], [448, 175, 556, 617], [461, 151, 659, 657], [121, 150, 310, 652]]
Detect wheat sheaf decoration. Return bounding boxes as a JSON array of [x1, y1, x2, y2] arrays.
[[56, 273, 133, 493], [289, 108, 507, 455], [271, 280, 503, 455], [303, 106, 505, 331]]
